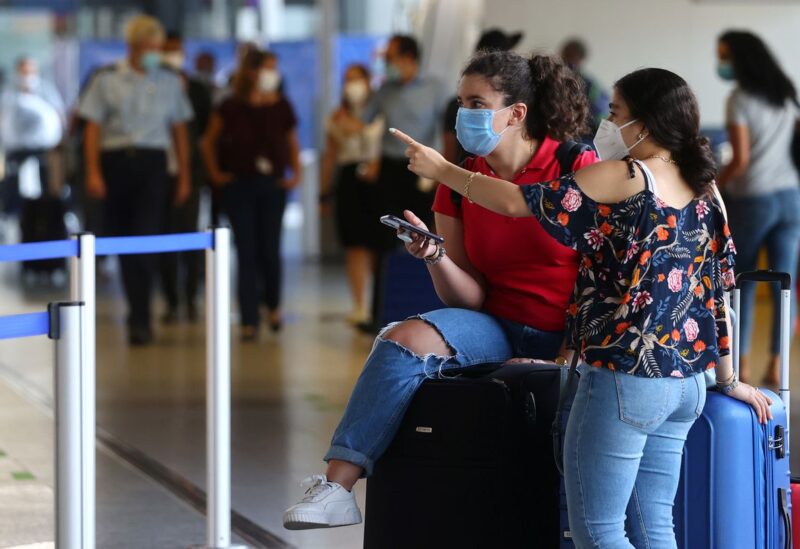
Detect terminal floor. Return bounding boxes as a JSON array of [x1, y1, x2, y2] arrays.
[[0, 257, 799, 548]]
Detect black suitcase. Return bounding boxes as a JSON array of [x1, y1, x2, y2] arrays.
[[19, 195, 68, 274], [363, 363, 568, 549]]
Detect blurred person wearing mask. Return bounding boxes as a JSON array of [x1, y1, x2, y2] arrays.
[[201, 49, 302, 341], [365, 34, 443, 230], [561, 38, 610, 142], [78, 15, 193, 345], [159, 32, 213, 324], [194, 51, 217, 88], [0, 56, 66, 214], [319, 64, 384, 326], [360, 34, 443, 331], [441, 29, 522, 164], [715, 30, 800, 386]]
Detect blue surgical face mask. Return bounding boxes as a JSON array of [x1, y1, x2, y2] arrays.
[[140, 51, 162, 73], [455, 105, 513, 157], [717, 61, 735, 82], [385, 62, 402, 82]]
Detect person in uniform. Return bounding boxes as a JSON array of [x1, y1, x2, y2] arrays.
[[159, 31, 213, 324], [78, 15, 193, 345]]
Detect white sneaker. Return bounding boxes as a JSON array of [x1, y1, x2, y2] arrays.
[[346, 308, 369, 326], [283, 475, 362, 530]]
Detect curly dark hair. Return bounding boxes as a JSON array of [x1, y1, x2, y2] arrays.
[[461, 50, 590, 142], [615, 68, 717, 195], [719, 30, 797, 107]]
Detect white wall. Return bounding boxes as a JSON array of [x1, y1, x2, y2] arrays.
[[421, 0, 484, 90], [482, 0, 800, 127]]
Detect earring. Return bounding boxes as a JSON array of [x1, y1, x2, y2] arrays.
[[638, 132, 645, 140]]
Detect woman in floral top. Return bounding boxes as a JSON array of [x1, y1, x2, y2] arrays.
[[392, 68, 771, 548], [524, 169, 733, 379]]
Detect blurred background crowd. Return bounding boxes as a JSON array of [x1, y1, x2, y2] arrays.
[[0, 0, 798, 364]]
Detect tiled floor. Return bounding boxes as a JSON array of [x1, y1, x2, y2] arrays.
[[0, 255, 799, 549], [0, 257, 372, 549], [0, 357, 248, 549]]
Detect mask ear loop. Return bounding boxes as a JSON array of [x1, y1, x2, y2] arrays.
[[497, 103, 525, 138], [493, 104, 518, 139], [628, 132, 648, 153], [624, 120, 647, 153]]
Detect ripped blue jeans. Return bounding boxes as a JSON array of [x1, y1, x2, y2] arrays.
[[324, 308, 563, 476]]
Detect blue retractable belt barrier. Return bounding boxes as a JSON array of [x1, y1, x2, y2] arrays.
[[96, 232, 213, 256], [0, 312, 50, 340], [0, 232, 214, 264], [0, 240, 79, 263]]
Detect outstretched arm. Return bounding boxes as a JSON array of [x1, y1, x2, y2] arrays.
[[390, 128, 532, 217]]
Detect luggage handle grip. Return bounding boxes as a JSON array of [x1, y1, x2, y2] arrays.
[[731, 270, 792, 422], [735, 270, 791, 290]]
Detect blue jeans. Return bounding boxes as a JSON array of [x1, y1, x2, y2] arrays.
[[324, 308, 563, 476], [564, 367, 706, 549], [726, 188, 800, 354]]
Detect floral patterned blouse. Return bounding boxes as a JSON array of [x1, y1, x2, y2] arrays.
[[521, 160, 736, 378]]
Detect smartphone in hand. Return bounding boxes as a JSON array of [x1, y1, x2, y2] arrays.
[[380, 215, 445, 244]]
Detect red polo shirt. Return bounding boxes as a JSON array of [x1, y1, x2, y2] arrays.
[[432, 136, 597, 332]]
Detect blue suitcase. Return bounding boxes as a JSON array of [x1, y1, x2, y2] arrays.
[[674, 270, 792, 548], [378, 250, 445, 325]]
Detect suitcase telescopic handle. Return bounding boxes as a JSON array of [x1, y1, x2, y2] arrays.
[[736, 270, 792, 290], [731, 270, 792, 432]]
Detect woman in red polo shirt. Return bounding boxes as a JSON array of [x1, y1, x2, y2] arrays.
[[283, 50, 596, 530]]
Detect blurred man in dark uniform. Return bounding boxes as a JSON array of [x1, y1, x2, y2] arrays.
[[78, 15, 193, 345]]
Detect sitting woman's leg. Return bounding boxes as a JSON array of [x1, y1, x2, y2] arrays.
[[285, 308, 556, 530], [327, 318, 453, 489]]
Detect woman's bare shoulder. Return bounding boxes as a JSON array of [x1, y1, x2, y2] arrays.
[[573, 160, 647, 204]]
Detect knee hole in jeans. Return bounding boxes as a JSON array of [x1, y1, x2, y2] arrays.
[[381, 318, 455, 359]]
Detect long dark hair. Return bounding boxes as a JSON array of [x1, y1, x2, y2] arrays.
[[615, 68, 716, 195], [232, 48, 266, 101], [719, 30, 797, 107], [461, 50, 590, 141]]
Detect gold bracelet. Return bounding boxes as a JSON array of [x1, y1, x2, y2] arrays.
[[464, 171, 477, 204]]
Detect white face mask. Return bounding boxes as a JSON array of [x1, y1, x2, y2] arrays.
[[593, 118, 646, 161], [258, 69, 281, 93], [343, 80, 369, 106]]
